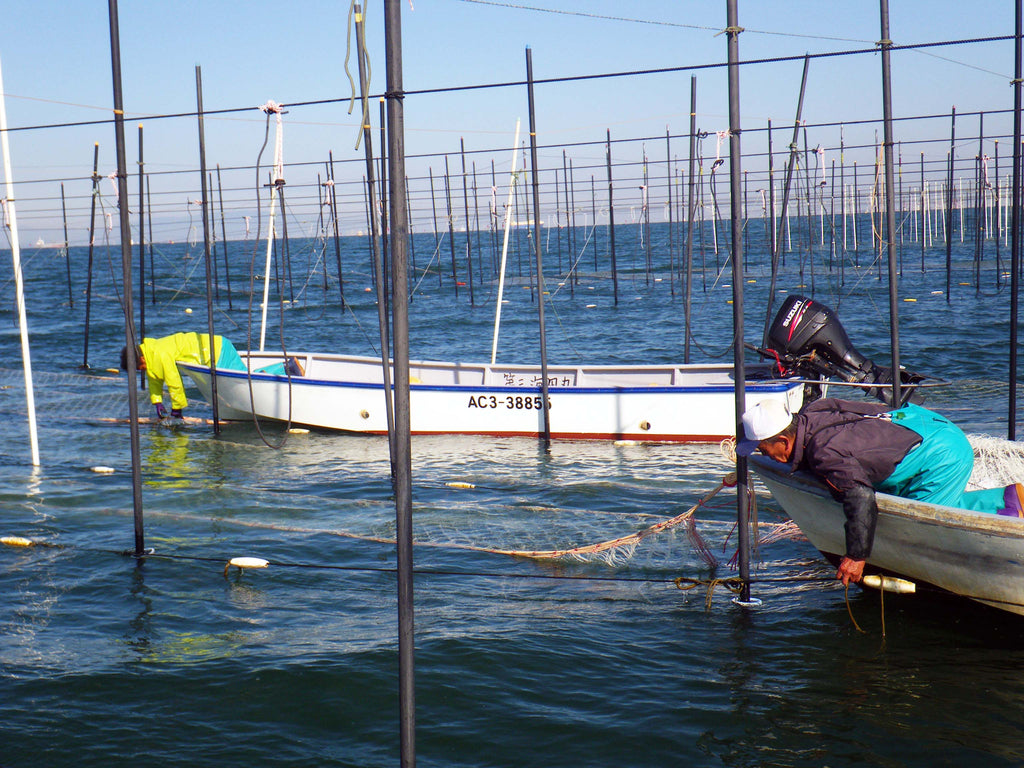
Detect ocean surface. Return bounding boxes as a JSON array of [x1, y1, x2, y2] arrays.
[[2, 218, 1024, 767]]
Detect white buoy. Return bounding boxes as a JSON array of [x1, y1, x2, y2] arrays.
[[91, 466, 116, 474], [224, 556, 270, 577], [862, 574, 916, 594]]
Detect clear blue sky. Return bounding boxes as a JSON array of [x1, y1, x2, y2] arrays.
[[0, 0, 1018, 245]]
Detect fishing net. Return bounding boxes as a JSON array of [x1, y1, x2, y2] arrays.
[[968, 434, 1024, 490]]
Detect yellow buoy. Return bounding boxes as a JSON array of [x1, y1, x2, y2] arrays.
[[445, 481, 476, 489], [1, 536, 34, 547]]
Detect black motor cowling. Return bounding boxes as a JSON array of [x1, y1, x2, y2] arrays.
[[764, 295, 923, 406]]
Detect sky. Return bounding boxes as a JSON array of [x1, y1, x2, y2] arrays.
[[0, 0, 1020, 246]]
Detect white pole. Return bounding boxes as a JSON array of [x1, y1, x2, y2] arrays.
[[490, 119, 521, 365], [0, 57, 40, 466], [259, 103, 284, 352]]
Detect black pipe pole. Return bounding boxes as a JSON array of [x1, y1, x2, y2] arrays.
[[461, 137, 474, 306], [444, 156, 459, 298], [920, 151, 926, 272], [107, 0, 145, 556], [429, 167, 441, 289], [383, 0, 415, 763], [879, 0, 902, 407], [60, 183, 73, 307], [328, 152, 346, 308], [606, 130, 618, 306], [196, 66, 220, 433], [763, 54, 810, 346], [526, 47, 551, 446], [146, 176, 155, 305], [379, 98, 390, 326], [725, 0, 752, 604], [1010, 0, 1022, 441], [946, 107, 956, 303], [685, 78, 697, 363], [216, 165, 233, 310], [82, 142, 100, 369], [137, 124, 146, 342], [354, 5, 396, 464]]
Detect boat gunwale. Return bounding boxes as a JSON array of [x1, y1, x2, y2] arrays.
[[750, 454, 1024, 539], [179, 360, 803, 395]]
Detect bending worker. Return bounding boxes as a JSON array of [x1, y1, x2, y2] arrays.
[[120, 332, 246, 419], [737, 397, 1024, 586]]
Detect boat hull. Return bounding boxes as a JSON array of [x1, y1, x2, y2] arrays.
[[751, 455, 1024, 615], [180, 352, 804, 442]]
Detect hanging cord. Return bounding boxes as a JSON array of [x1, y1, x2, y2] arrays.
[[344, 0, 373, 151]]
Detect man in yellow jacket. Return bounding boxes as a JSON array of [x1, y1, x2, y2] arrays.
[[121, 332, 245, 419]]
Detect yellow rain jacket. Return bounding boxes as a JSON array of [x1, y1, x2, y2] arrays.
[[140, 333, 225, 410]]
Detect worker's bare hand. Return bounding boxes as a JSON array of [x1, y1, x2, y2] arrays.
[[837, 556, 866, 586]]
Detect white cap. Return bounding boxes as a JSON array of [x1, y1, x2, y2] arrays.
[[736, 399, 793, 456]]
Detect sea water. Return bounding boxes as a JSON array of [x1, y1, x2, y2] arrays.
[[2, 222, 1024, 767]]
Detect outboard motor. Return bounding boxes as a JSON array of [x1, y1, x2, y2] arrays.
[[763, 295, 924, 406]]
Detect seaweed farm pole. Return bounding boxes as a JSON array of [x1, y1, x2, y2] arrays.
[[106, 0, 144, 552], [195, 66, 220, 432], [1009, 0, 1022, 441], [137, 124, 146, 341], [684, 77, 697, 363], [429, 167, 442, 289], [0, 56, 40, 467], [724, 1, 753, 605], [606, 129, 619, 306], [258, 102, 285, 351], [460, 138, 474, 305], [329, 152, 346, 307], [666, 128, 675, 298], [379, 99, 390, 317], [491, 119, 521, 365], [920, 152, 926, 271], [382, 1, 415, 761], [444, 156, 459, 297], [879, 0, 902, 407], [995, 140, 1002, 284], [406, 175, 417, 287], [146, 176, 155, 304], [569, 158, 578, 291], [82, 142, 100, 368], [526, 47, 551, 445], [975, 115, 985, 292], [591, 174, 598, 271], [767, 119, 777, 274], [216, 165, 233, 310], [762, 53, 809, 345], [60, 183, 73, 307], [945, 107, 956, 302], [355, 3, 395, 450]]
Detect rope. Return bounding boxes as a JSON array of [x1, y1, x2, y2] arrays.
[[673, 575, 746, 612]]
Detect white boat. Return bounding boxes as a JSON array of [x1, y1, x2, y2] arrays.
[[750, 454, 1024, 616], [179, 351, 804, 442]]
